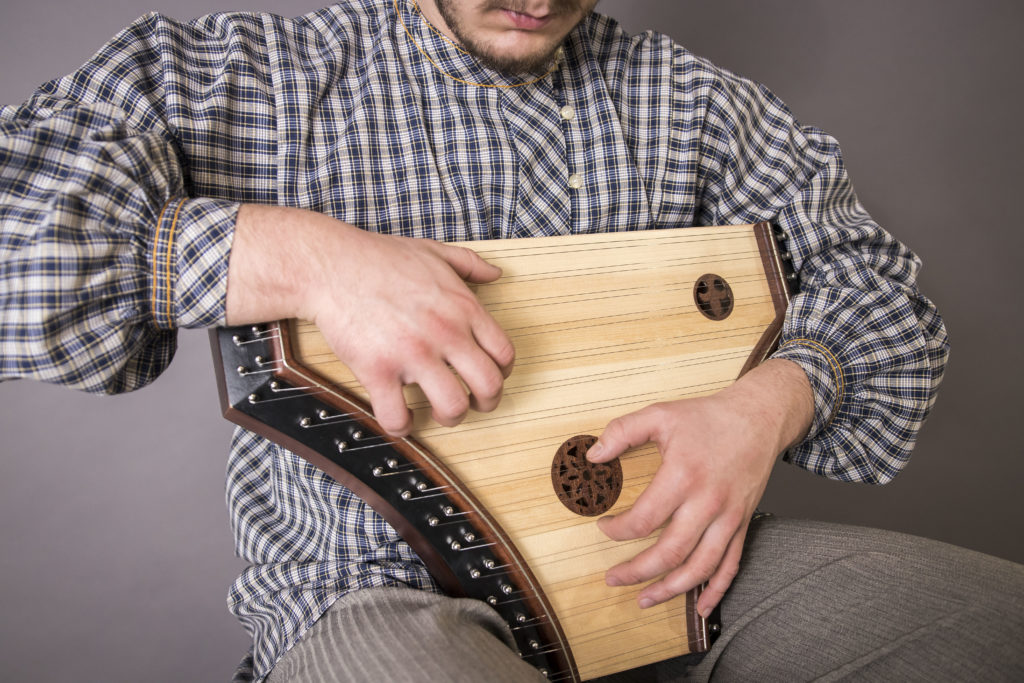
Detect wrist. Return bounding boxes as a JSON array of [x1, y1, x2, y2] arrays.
[[225, 204, 343, 325], [723, 358, 815, 456]]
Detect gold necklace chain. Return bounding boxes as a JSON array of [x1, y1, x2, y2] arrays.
[[396, 0, 559, 89]]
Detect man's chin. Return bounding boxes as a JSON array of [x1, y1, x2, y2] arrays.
[[470, 35, 561, 74], [476, 51, 556, 74]]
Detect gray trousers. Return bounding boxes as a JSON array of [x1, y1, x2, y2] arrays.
[[266, 516, 1024, 682]]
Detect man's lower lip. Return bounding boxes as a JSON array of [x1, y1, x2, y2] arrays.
[[502, 9, 552, 30]]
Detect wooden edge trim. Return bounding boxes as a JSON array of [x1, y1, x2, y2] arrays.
[[738, 222, 795, 378], [209, 326, 464, 593], [685, 584, 705, 651], [272, 320, 580, 681]]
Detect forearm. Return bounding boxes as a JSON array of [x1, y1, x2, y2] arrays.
[[225, 204, 345, 326]]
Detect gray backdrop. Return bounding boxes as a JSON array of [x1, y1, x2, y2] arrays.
[[1, 1, 1021, 681]]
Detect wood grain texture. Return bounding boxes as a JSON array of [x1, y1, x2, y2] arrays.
[[286, 225, 782, 679]]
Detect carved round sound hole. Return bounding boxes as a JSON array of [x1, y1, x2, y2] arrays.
[[551, 435, 622, 517], [694, 274, 734, 321]]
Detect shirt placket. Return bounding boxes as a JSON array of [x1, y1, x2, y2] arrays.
[[499, 68, 575, 238]]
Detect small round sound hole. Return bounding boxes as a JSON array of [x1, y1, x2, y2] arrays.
[[694, 274, 734, 321], [551, 435, 622, 517]]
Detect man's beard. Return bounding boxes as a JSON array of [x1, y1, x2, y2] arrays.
[[434, 0, 593, 74]]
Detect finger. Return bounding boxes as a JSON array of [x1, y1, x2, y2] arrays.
[[470, 314, 515, 378], [413, 361, 472, 428], [635, 516, 737, 608], [696, 522, 747, 618], [364, 377, 414, 437], [432, 242, 503, 284], [587, 406, 663, 464], [597, 456, 690, 542], [603, 501, 707, 587], [447, 347, 506, 414]]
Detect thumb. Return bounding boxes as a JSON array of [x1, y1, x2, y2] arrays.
[[588, 407, 661, 463]]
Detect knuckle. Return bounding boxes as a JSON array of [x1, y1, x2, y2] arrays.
[[626, 510, 660, 538], [474, 369, 504, 401], [646, 401, 673, 422], [714, 560, 740, 585], [658, 542, 692, 571], [435, 392, 470, 424], [603, 416, 628, 444], [493, 337, 516, 368], [421, 311, 459, 342], [702, 491, 727, 516], [694, 558, 721, 584]]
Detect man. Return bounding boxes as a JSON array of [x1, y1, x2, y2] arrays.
[[1, 1, 1021, 681]]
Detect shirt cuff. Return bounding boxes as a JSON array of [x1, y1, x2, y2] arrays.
[[150, 197, 239, 330], [772, 337, 844, 441]]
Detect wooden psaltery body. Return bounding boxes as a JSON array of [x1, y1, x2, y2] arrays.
[[211, 223, 794, 681]]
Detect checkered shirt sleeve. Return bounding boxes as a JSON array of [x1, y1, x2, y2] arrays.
[[0, 13, 252, 393], [678, 52, 950, 483]]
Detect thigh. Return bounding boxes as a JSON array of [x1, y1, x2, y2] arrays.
[[690, 515, 1024, 682], [265, 586, 546, 683], [269, 518, 1024, 683]]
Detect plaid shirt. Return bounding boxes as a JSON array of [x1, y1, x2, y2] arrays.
[[0, 1, 949, 679]]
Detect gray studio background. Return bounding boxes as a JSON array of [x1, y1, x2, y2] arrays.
[[1, 1, 1021, 681]]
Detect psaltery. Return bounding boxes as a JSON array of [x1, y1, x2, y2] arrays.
[[211, 222, 795, 681]]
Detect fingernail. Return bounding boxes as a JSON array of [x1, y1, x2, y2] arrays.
[[638, 597, 654, 609], [587, 442, 603, 460], [605, 574, 621, 587]]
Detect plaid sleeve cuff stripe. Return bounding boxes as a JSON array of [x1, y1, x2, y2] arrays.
[[151, 198, 184, 330], [774, 338, 844, 436], [149, 197, 237, 330]]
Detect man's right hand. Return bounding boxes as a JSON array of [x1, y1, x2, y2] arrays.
[[224, 204, 515, 436]]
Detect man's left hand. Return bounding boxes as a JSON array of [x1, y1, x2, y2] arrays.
[[586, 358, 814, 618]]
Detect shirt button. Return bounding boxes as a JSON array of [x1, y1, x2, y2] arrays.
[[568, 173, 583, 189], [559, 105, 575, 121]]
